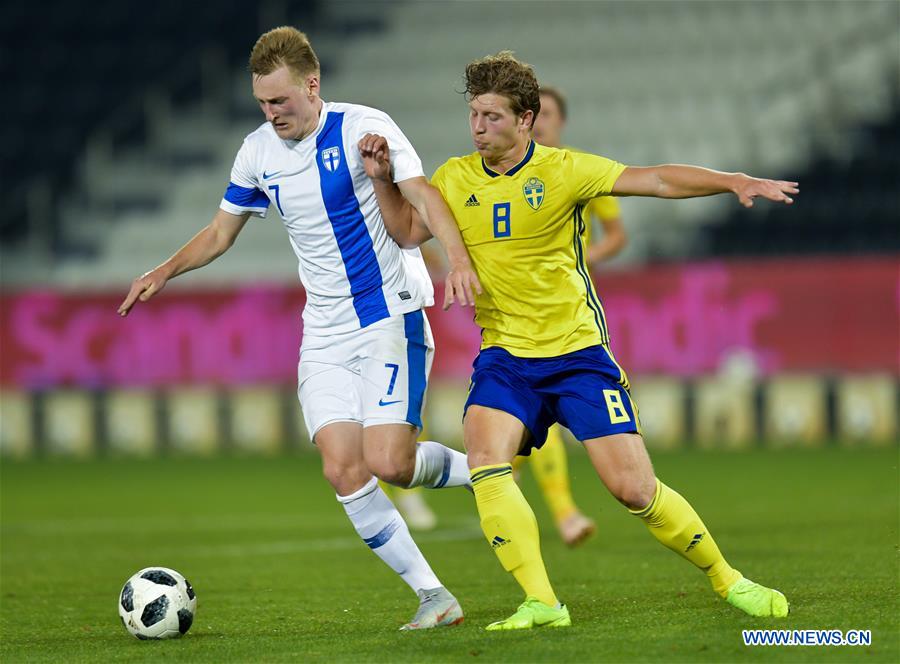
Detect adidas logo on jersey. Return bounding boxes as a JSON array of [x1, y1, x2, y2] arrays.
[[464, 194, 480, 207]]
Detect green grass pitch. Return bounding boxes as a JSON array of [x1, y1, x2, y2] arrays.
[[1, 447, 897, 662]]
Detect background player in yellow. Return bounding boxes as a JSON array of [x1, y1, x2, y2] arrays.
[[505, 84, 630, 547], [534, 85, 627, 266], [359, 51, 796, 630]]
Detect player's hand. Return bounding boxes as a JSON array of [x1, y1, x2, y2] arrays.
[[443, 257, 483, 309], [118, 267, 169, 317], [358, 133, 392, 182], [733, 175, 799, 208]]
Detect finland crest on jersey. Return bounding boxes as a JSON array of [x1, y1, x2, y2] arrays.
[[219, 101, 434, 335], [321, 146, 341, 172]]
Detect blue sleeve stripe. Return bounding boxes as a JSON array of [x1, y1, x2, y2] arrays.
[[223, 182, 270, 210]]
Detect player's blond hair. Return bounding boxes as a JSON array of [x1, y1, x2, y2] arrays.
[[249, 26, 320, 84], [464, 51, 541, 127]]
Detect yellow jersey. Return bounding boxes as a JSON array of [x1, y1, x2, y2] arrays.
[[431, 141, 626, 357]]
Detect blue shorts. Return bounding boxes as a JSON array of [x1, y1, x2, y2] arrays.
[[464, 345, 641, 455]]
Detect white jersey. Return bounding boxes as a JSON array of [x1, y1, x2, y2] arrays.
[[220, 101, 434, 334]]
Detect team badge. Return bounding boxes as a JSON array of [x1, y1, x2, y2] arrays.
[[523, 177, 544, 210], [321, 146, 341, 172]]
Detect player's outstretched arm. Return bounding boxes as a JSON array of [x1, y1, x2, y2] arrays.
[[612, 165, 798, 208], [117, 209, 250, 317]]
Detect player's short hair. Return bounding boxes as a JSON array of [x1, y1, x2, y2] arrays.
[[539, 85, 567, 121], [464, 51, 541, 128], [249, 26, 320, 84]]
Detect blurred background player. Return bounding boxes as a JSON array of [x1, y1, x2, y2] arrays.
[[533, 86, 627, 267], [117, 26, 482, 631], [508, 84, 630, 547]]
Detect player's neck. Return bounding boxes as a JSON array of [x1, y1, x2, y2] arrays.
[[295, 98, 324, 141], [484, 139, 531, 175]]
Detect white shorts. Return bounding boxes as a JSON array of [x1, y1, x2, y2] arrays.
[[297, 310, 434, 441]]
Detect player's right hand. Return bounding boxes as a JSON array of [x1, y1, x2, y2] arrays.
[[443, 257, 483, 309], [118, 268, 168, 317], [358, 133, 392, 182]]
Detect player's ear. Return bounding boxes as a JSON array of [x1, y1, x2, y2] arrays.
[[519, 110, 535, 132], [305, 74, 320, 98]]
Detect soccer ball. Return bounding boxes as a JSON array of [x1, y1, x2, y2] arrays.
[[118, 567, 197, 639]]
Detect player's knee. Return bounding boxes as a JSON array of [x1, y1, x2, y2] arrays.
[[366, 450, 416, 487], [613, 475, 658, 511], [371, 463, 414, 487], [465, 439, 511, 470], [465, 448, 494, 470], [322, 459, 370, 496]]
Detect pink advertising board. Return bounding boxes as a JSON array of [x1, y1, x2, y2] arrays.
[[1, 257, 896, 388]]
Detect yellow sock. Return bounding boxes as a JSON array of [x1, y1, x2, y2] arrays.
[[529, 426, 578, 523], [631, 479, 742, 597], [471, 464, 558, 606]]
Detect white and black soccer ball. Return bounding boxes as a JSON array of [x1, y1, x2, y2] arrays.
[[118, 567, 197, 639]]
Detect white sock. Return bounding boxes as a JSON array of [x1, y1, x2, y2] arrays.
[[408, 441, 471, 489], [337, 477, 441, 592]]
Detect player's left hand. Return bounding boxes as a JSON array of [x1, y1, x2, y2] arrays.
[[733, 175, 799, 208], [443, 257, 483, 309], [358, 133, 392, 182]]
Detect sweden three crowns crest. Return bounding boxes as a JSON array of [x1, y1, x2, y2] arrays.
[[523, 177, 544, 210]]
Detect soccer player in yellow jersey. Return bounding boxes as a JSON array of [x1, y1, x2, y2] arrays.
[[359, 51, 796, 629]]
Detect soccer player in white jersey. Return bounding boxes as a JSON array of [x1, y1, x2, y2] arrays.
[[118, 27, 482, 630]]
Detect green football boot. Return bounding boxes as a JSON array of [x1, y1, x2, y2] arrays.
[[485, 597, 571, 631], [726, 577, 789, 617]]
